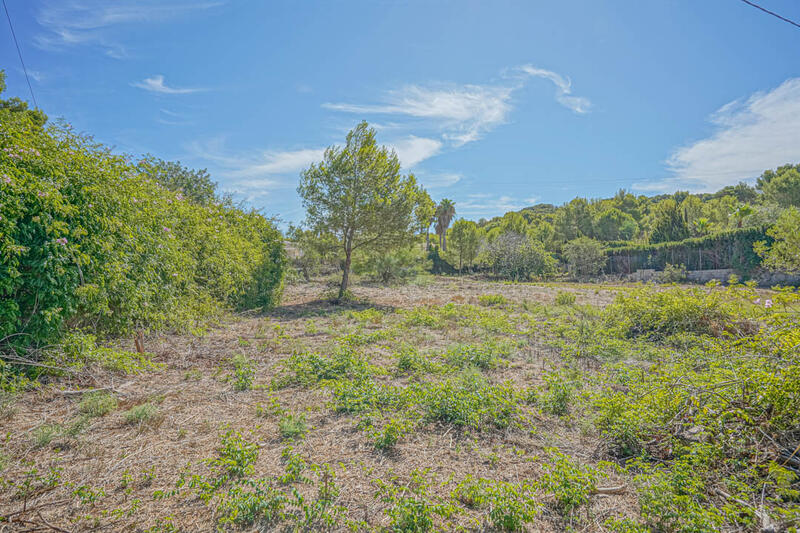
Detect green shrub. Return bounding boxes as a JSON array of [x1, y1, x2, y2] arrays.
[[79, 391, 117, 417], [604, 286, 739, 340], [278, 412, 307, 440], [538, 449, 603, 515], [452, 476, 538, 531], [554, 291, 576, 306], [605, 226, 768, 274], [563, 237, 607, 278], [353, 246, 427, 284], [0, 96, 285, 363], [658, 263, 687, 283], [485, 232, 558, 281], [124, 403, 159, 427], [478, 293, 508, 306], [231, 354, 255, 391]]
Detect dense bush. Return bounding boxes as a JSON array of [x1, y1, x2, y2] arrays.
[[0, 104, 285, 355], [353, 246, 428, 284], [603, 286, 744, 340], [563, 237, 606, 278], [657, 263, 687, 283], [755, 207, 800, 273], [485, 232, 557, 281]]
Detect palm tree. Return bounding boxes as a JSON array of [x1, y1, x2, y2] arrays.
[[692, 217, 711, 269], [435, 198, 455, 251], [692, 217, 711, 237], [731, 204, 754, 228]]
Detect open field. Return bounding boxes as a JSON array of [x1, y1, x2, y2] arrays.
[[1, 277, 798, 532]]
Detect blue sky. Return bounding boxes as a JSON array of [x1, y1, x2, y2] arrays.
[[2, 0, 800, 224]]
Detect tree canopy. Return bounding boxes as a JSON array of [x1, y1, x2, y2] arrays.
[[297, 121, 420, 299]]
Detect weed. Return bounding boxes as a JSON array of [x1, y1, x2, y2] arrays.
[[279, 446, 310, 484], [444, 340, 511, 370], [396, 346, 441, 374], [420, 370, 519, 429], [370, 417, 414, 450], [555, 291, 576, 305], [538, 449, 603, 515], [632, 445, 725, 532], [123, 402, 160, 428], [375, 470, 455, 532], [452, 476, 538, 531], [0, 391, 17, 419], [231, 353, 254, 391], [33, 423, 61, 447], [281, 345, 372, 386], [478, 294, 508, 306], [278, 412, 308, 440], [208, 430, 259, 478], [183, 369, 202, 381], [79, 391, 118, 417], [541, 373, 573, 416]]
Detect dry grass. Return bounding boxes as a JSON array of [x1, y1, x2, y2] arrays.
[[0, 277, 634, 532]]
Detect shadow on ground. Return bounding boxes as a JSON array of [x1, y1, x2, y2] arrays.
[[261, 298, 396, 320]]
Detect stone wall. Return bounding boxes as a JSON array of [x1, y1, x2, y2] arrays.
[[686, 269, 734, 284]]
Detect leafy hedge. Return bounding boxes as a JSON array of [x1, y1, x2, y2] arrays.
[[604, 227, 770, 275], [0, 110, 285, 353]]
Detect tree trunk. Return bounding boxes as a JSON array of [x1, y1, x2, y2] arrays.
[[425, 229, 430, 250], [442, 232, 447, 252], [339, 249, 352, 301]]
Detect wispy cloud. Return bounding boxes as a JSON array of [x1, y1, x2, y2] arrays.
[[325, 84, 513, 147], [35, 1, 223, 57], [156, 108, 193, 126], [186, 138, 323, 201], [636, 78, 800, 192], [416, 172, 462, 189], [514, 65, 591, 114], [188, 139, 323, 179], [133, 75, 205, 95], [324, 64, 589, 152], [391, 136, 443, 168]]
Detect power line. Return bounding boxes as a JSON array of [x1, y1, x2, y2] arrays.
[[2, 0, 38, 108], [739, 0, 800, 30]]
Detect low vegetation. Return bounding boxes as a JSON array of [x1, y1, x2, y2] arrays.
[[2, 278, 798, 531]]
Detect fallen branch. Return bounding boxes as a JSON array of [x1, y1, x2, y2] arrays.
[[593, 484, 626, 495], [714, 488, 777, 533]]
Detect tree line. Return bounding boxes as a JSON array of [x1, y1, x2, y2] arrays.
[[294, 122, 800, 287]]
